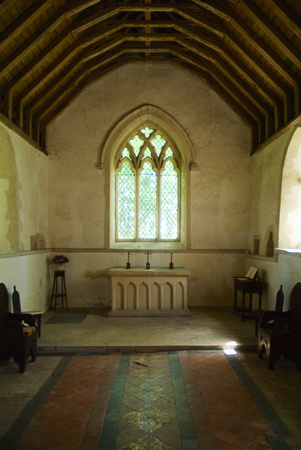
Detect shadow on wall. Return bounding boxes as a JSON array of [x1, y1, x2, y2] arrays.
[[0, 125, 21, 251]]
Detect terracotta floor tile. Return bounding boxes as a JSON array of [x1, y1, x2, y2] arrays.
[[1, 309, 299, 449]]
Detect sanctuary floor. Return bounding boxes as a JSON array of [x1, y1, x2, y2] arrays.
[[0, 307, 300, 449]]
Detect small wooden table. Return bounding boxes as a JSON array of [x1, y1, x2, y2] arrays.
[[51, 270, 68, 311], [234, 277, 263, 321]]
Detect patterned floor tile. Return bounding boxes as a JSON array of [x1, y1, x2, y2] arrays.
[[120, 433, 174, 449], [0, 351, 294, 449]]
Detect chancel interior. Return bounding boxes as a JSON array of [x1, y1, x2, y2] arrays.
[[0, 1, 301, 448]]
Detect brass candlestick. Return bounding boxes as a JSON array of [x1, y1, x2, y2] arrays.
[[126, 251, 131, 269], [169, 253, 174, 269], [146, 251, 150, 269]]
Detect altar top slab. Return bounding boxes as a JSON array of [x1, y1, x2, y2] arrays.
[[108, 267, 190, 277]]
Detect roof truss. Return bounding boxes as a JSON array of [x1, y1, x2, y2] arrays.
[[0, 0, 300, 153]]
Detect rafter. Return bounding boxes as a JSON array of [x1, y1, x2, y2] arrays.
[[0, 3, 72, 79], [238, 0, 301, 67], [0, 0, 49, 51], [0, 0, 299, 152], [268, 0, 301, 39]]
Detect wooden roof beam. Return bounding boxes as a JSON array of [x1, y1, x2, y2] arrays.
[[175, 5, 224, 36], [72, 3, 224, 36], [173, 60, 261, 144], [222, 35, 289, 97], [181, 2, 297, 95], [177, 20, 288, 103], [267, 0, 301, 39], [190, 0, 231, 21], [174, 45, 270, 116], [178, 39, 282, 110], [220, 3, 298, 86], [84, 43, 268, 126], [171, 49, 269, 121], [82, 38, 127, 62], [0, 0, 16, 16], [40, 79, 92, 128], [21, 59, 85, 129], [172, 60, 258, 142], [238, 0, 301, 68], [13, 40, 83, 105], [184, 2, 298, 96], [76, 15, 292, 102], [33, 69, 88, 122], [174, 22, 221, 52], [4, 21, 81, 91], [66, 0, 102, 17], [0, 0, 50, 51], [0, 2, 74, 80]]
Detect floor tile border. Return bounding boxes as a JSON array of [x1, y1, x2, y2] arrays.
[[168, 352, 199, 448], [97, 353, 130, 449], [225, 353, 292, 450], [0, 356, 72, 450]]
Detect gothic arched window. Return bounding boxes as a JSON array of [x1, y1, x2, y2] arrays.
[[116, 125, 180, 242]]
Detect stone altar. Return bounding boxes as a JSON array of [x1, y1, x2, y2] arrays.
[[108, 267, 190, 316]]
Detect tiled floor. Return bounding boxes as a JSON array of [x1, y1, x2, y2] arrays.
[[0, 308, 300, 449]]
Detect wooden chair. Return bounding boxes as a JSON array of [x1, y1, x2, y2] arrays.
[[12, 286, 44, 338], [0, 283, 37, 373], [254, 285, 284, 336], [258, 282, 301, 370]]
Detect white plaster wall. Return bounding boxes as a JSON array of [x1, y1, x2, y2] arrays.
[[0, 123, 49, 252], [248, 130, 295, 255], [0, 253, 50, 312], [46, 63, 251, 251], [247, 128, 301, 310], [0, 122, 49, 311]]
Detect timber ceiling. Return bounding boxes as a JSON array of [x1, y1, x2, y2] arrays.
[[0, 0, 300, 153]]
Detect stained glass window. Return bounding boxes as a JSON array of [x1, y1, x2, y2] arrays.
[[116, 125, 180, 241]]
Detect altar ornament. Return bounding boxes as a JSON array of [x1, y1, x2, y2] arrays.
[[146, 251, 150, 269], [126, 252, 131, 269], [169, 253, 174, 269]]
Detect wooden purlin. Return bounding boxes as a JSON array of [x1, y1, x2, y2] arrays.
[[0, 0, 299, 149]]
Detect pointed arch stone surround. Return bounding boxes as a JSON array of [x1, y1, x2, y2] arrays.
[[97, 104, 198, 171]]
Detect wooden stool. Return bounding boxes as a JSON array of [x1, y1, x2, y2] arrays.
[[51, 270, 68, 311]]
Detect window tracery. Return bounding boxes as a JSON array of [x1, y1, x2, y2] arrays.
[[116, 126, 180, 242]]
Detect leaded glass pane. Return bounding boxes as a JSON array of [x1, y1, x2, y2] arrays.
[[139, 162, 157, 239], [129, 135, 144, 157], [163, 147, 173, 159], [117, 162, 135, 239], [151, 134, 166, 157], [141, 126, 154, 138], [160, 161, 178, 239], [142, 147, 152, 160], [121, 147, 132, 159]]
